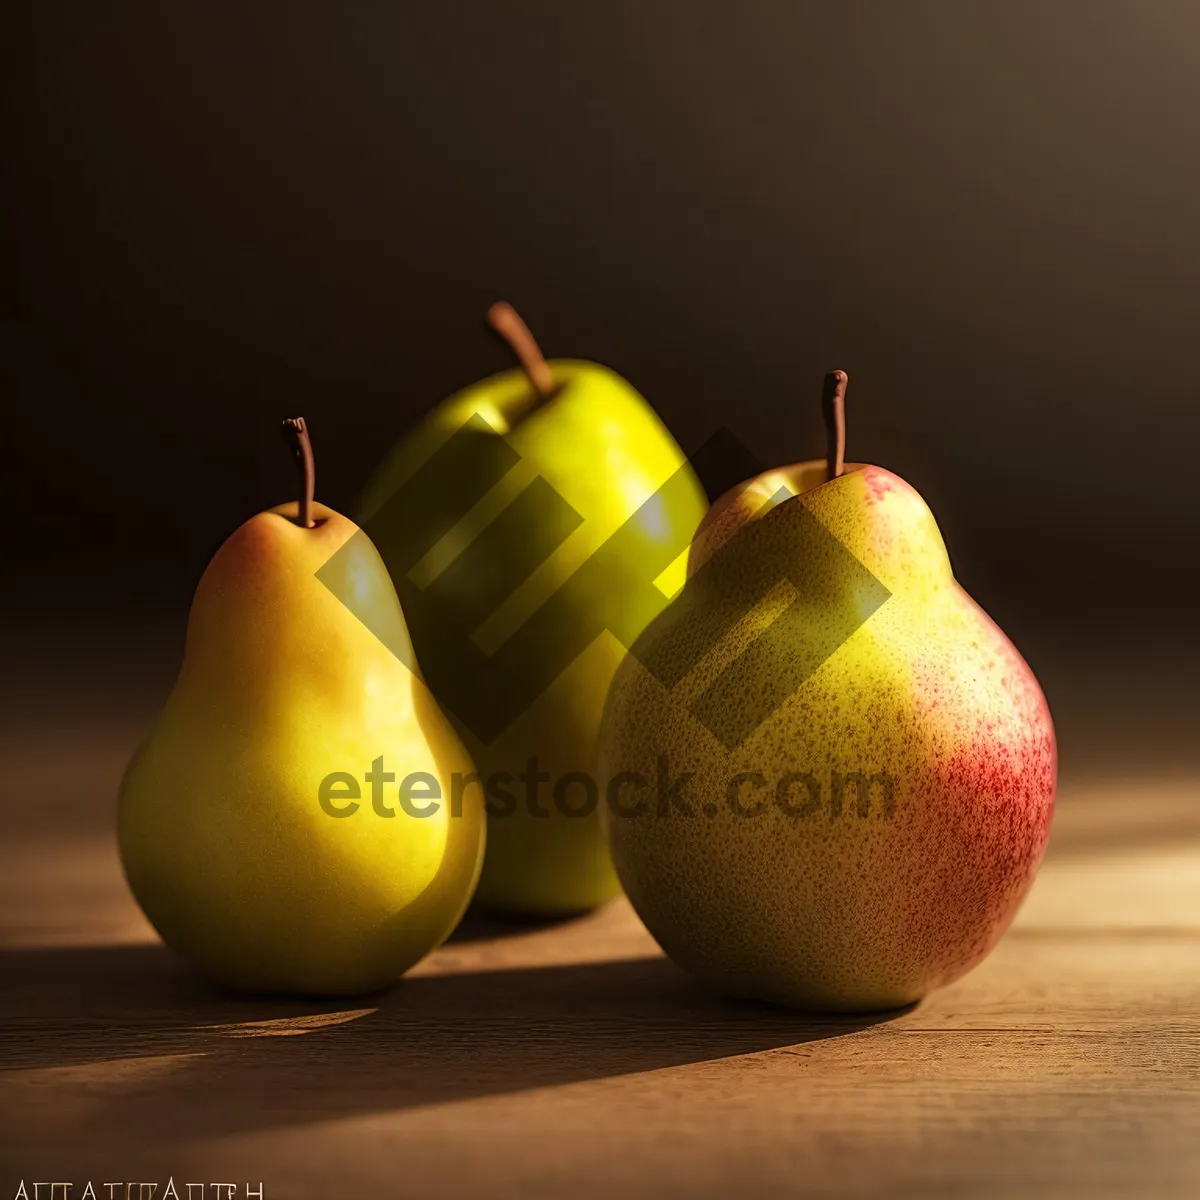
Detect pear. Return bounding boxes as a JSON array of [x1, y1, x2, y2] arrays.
[[118, 419, 485, 996], [359, 305, 707, 914], [597, 373, 1056, 1011]]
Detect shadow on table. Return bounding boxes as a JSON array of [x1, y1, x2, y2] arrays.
[[0, 942, 906, 1140], [448, 906, 594, 943]]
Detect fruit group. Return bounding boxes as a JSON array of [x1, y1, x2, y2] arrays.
[[361, 306, 707, 914], [118, 420, 485, 995], [598, 373, 1056, 1011]]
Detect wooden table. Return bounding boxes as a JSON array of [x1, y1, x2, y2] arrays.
[[2, 635, 1199, 1199]]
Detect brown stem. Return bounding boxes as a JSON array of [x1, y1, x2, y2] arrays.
[[280, 417, 316, 528], [821, 370, 848, 482], [487, 302, 557, 399]]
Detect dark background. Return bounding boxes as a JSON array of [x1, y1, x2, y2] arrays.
[[4, 3, 1198, 747]]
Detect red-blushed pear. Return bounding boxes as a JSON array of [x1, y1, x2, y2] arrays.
[[118, 420, 485, 996], [598, 372, 1056, 1012]]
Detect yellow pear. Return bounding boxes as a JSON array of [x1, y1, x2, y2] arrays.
[[359, 305, 707, 914], [118, 420, 485, 995], [598, 373, 1056, 1011]]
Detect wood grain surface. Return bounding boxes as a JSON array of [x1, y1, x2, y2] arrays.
[[2, 655, 1199, 1199]]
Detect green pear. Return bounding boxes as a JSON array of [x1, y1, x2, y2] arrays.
[[359, 305, 707, 915], [118, 420, 485, 996], [598, 372, 1056, 1011]]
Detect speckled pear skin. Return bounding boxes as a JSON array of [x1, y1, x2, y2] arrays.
[[118, 501, 486, 996], [598, 461, 1056, 1012]]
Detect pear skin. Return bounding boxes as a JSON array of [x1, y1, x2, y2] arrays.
[[118, 498, 485, 996], [598, 387, 1056, 1012]]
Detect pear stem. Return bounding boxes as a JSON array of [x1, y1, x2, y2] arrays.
[[822, 370, 848, 482], [487, 302, 557, 400], [281, 417, 316, 529]]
